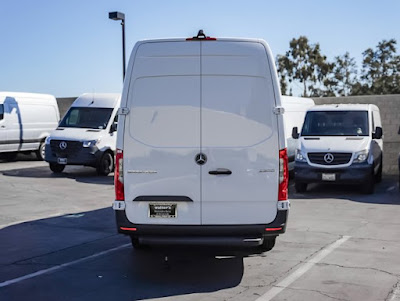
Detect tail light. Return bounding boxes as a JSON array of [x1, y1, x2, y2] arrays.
[[278, 148, 288, 201], [115, 149, 124, 201]]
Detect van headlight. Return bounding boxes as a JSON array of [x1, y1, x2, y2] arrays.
[[82, 139, 100, 148], [353, 150, 369, 163], [295, 149, 307, 162], [45, 137, 52, 144]]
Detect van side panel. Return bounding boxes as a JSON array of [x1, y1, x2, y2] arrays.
[[1, 95, 59, 152], [201, 41, 279, 224], [124, 42, 202, 225]]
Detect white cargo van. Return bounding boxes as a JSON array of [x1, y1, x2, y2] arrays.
[[281, 96, 315, 173], [293, 104, 383, 194], [45, 93, 120, 175], [0, 92, 59, 161], [113, 31, 290, 252]]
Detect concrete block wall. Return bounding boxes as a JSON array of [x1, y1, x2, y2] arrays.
[[315, 95, 400, 175]]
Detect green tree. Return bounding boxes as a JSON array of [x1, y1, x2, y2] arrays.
[[359, 39, 400, 94], [278, 36, 331, 97], [326, 52, 358, 96]]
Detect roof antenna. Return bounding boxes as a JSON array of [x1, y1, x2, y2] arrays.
[[89, 89, 94, 106]]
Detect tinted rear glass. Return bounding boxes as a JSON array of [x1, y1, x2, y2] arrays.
[[302, 111, 369, 136]]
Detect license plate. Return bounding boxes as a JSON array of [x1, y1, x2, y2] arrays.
[[149, 203, 177, 218], [322, 173, 336, 181], [57, 158, 67, 164]]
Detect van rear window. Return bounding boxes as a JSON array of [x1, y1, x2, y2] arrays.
[[302, 111, 369, 136], [0, 104, 3, 120]]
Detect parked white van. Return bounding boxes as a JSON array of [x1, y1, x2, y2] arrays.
[[0, 92, 59, 161], [293, 104, 383, 194], [113, 31, 290, 252], [45, 93, 120, 175], [281, 96, 315, 173]]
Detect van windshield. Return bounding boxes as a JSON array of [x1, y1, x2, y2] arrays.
[[59, 107, 113, 129], [301, 111, 369, 136]]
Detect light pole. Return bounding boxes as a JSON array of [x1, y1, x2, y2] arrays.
[[108, 11, 126, 80]]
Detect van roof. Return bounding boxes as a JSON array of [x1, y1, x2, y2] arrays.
[[281, 96, 315, 106], [72, 93, 121, 108], [0, 92, 55, 100], [136, 37, 266, 44], [308, 104, 378, 112]]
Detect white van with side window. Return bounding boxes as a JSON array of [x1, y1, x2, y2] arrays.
[[281, 96, 315, 173], [113, 31, 290, 252], [0, 92, 59, 161], [45, 93, 120, 175], [293, 104, 383, 194]]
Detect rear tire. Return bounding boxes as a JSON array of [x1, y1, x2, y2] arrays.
[[49, 163, 65, 173], [295, 181, 307, 193], [96, 151, 114, 176], [375, 158, 383, 183], [259, 237, 276, 252], [361, 173, 375, 194], [35, 141, 46, 161]]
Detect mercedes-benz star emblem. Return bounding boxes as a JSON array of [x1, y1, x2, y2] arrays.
[[59, 141, 67, 150], [195, 153, 207, 165], [324, 153, 334, 164]]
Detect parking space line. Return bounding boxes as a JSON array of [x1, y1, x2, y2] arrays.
[[255, 235, 351, 301], [0, 243, 131, 288]]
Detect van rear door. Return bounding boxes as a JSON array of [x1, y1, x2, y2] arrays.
[[201, 41, 279, 225], [124, 41, 202, 225]]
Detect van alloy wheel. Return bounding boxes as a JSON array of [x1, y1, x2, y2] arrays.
[[35, 142, 46, 161]]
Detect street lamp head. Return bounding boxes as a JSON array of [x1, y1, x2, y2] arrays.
[[109, 11, 125, 21]]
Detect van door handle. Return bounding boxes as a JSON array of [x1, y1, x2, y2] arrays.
[[209, 168, 232, 175]]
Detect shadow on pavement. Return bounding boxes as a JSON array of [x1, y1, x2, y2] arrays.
[[0, 165, 114, 185], [0, 207, 245, 301], [289, 175, 400, 205]]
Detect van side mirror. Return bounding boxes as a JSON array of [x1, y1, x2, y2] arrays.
[[110, 122, 117, 133], [292, 127, 299, 139], [373, 126, 382, 139]]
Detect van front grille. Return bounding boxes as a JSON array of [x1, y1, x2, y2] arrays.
[[50, 140, 83, 155], [307, 152, 352, 165]]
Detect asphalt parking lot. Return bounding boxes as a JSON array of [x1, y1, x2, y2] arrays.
[[0, 156, 400, 301]]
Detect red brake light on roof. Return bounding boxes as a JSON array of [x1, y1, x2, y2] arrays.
[[278, 148, 288, 201], [115, 149, 124, 201]]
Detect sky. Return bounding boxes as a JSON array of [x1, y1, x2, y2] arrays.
[[0, 0, 399, 97]]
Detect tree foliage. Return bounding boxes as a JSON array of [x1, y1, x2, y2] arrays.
[[356, 39, 400, 95], [277, 37, 400, 97], [326, 52, 358, 96], [277, 36, 331, 97]]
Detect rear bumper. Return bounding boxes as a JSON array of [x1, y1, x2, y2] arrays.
[[115, 209, 288, 246], [295, 161, 372, 184]]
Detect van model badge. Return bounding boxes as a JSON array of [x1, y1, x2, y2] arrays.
[[59, 141, 67, 150], [195, 153, 207, 165], [324, 153, 334, 164]]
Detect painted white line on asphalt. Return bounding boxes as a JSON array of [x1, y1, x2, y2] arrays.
[[255, 235, 351, 301], [0, 243, 131, 288]]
